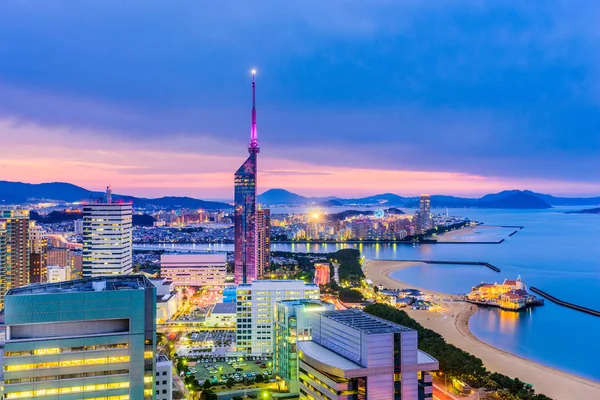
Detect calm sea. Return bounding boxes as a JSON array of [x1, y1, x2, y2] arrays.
[[136, 206, 600, 382]]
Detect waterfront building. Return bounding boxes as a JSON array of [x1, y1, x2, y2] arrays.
[[3, 275, 157, 399], [236, 280, 320, 355], [297, 309, 439, 400], [313, 262, 331, 286], [155, 355, 173, 400], [274, 299, 335, 393], [0, 208, 30, 309], [256, 208, 271, 279], [160, 253, 227, 288], [82, 186, 133, 277], [29, 221, 47, 283], [416, 194, 433, 233], [234, 72, 260, 284], [47, 264, 72, 282]]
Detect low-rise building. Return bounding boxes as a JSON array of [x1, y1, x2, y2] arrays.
[[297, 309, 438, 400], [47, 264, 72, 282], [150, 278, 180, 324], [313, 262, 330, 286], [155, 355, 173, 400], [205, 302, 236, 327], [160, 253, 227, 288]]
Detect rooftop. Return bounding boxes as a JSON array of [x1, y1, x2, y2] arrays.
[[237, 280, 319, 289], [6, 275, 154, 296], [320, 309, 414, 334], [156, 355, 171, 364], [212, 302, 236, 314]]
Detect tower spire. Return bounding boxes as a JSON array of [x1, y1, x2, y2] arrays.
[[249, 69, 259, 154]]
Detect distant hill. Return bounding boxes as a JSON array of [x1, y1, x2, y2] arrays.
[[0, 181, 230, 209], [565, 207, 600, 214], [258, 188, 558, 209], [257, 188, 337, 205]]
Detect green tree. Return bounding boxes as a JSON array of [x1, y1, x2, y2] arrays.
[[338, 288, 364, 302]]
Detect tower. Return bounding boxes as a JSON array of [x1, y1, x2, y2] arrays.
[[0, 208, 30, 309], [256, 208, 271, 278], [234, 71, 261, 284]]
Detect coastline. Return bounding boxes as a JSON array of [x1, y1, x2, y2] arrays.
[[363, 260, 600, 400]]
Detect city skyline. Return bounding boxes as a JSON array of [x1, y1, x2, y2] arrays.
[[1, 2, 600, 198]]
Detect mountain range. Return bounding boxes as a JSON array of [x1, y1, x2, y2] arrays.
[[258, 189, 600, 209], [1, 181, 599, 210], [0, 181, 230, 209]]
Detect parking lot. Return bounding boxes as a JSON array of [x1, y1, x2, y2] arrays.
[[185, 356, 274, 386]]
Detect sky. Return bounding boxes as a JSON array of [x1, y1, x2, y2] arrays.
[[1, 1, 599, 199]]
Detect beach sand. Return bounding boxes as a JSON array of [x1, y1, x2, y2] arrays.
[[433, 224, 503, 242], [364, 260, 600, 400]]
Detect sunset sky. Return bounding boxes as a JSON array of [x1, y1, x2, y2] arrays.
[[1, 1, 599, 199]]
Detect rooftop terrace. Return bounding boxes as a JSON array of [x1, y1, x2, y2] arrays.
[[6, 275, 154, 296]]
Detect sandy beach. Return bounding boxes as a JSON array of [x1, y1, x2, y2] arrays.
[[433, 224, 506, 242], [364, 260, 600, 400]]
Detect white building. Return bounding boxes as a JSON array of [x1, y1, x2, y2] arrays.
[[82, 187, 132, 277], [150, 278, 180, 324], [160, 253, 226, 288], [297, 309, 438, 400], [73, 219, 84, 235], [47, 265, 71, 283], [205, 302, 236, 328], [155, 355, 173, 400], [236, 280, 320, 355]]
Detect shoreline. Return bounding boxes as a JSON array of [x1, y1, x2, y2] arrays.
[[363, 260, 600, 400]]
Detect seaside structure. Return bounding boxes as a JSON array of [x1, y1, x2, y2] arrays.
[[468, 276, 542, 310], [236, 280, 320, 355], [297, 309, 438, 400], [234, 71, 260, 284], [256, 208, 271, 279], [274, 299, 335, 393], [2, 275, 157, 399], [0, 208, 30, 309], [313, 262, 331, 286], [82, 186, 133, 277], [415, 194, 432, 234], [160, 253, 227, 288], [29, 221, 47, 283]]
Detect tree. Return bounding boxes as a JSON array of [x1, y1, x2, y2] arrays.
[[339, 288, 364, 302], [200, 389, 218, 400], [226, 378, 235, 389], [202, 379, 212, 390]]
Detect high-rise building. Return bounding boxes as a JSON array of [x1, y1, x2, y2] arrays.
[[29, 221, 47, 283], [0, 208, 30, 309], [234, 72, 260, 284], [236, 280, 320, 355], [3, 275, 157, 399], [0, 226, 7, 308], [274, 299, 335, 393], [297, 309, 439, 400], [417, 194, 432, 233], [82, 186, 133, 277], [256, 208, 271, 279], [160, 253, 227, 288]]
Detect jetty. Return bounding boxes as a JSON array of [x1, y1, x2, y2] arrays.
[[530, 287, 600, 317], [385, 259, 500, 272]]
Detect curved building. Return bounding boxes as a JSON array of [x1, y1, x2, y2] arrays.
[[297, 309, 438, 400]]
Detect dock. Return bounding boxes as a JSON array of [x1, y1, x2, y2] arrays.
[[380, 259, 501, 272], [530, 287, 600, 317]]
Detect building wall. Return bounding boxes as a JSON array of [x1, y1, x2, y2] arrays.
[[47, 265, 71, 282], [234, 153, 257, 284], [256, 208, 271, 279], [3, 277, 156, 399], [155, 357, 173, 400], [160, 253, 227, 288], [82, 203, 133, 277], [236, 281, 320, 354], [0, 209, 30, 309]]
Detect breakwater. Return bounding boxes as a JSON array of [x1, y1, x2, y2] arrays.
[[530, 287, 600, 317], [380, 259, 501, 272]]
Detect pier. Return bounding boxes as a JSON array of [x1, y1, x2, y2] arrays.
[[380, 259, 501, 272], [530, 287, 600, 317]]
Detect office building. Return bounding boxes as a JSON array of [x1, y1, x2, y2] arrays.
[[297, 309, 438, 400], [205, 302, 236, 328], [416, 194, 432, 233], [160, 253, 226, 288], [313, 263, 331, 286], [47, 247, 72, 268], [150, 278, 180, 324], [0, 209, 30, 309], [274, 299, 335, 393], [29, 221, 47, 283], [256, 208, 271, 279], [0, 226, 6, 308], [73, 219, 84, 235], [234, 72, 260, 285], [82, 186, 133, 277], [3, 275, 157, 399], [236, 280, 320, 355], [155, 355, 173, 400], [223, 285, 237, 303], [47, 264, 72, 283]]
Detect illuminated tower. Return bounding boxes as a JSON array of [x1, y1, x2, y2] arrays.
[[234, 71, 260, 284], [0, 208, 30, 309]]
